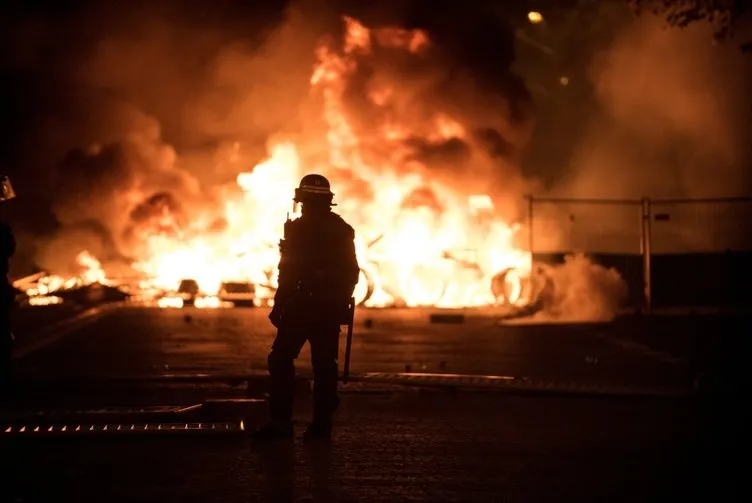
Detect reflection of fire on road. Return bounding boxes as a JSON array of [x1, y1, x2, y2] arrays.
[[17, 16, 535, 310]]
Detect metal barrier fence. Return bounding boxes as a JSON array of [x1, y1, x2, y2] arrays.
[[525, 196, 752, 313], [649, 197, 752, 254], [525, 197, 643, 255]]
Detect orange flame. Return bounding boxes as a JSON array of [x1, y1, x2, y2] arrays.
[[28, 17, 532, 309], [21, 249, 110, 299], [76, 251, 106, 284]]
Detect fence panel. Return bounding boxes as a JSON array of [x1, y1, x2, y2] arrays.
[[528, 198, 643, 255], [648, 197, 752, 308], [527, 197, 645, 309], [527, 196, 752, 310], [650, 198, 752, 254]]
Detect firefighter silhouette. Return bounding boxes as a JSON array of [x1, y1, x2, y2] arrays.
[[1, 175, 17, 399], [254, 174, 359, 440]]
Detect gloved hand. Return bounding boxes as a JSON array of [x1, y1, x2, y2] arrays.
[[330, 282, 353, 304], [268, 304, 284, 328], [328, 291, 354, 325]]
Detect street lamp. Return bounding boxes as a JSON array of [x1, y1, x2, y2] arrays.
[[528, 11, 544, 24]]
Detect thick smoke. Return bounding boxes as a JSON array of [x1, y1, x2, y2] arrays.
[[1, 1, 318, 276], [524, 15, 751, 321], [542, 16, 752, 255], [2, 0, 534, 278], [525, 14, 752, 319], [534, 254, 628, 323], [567, 17, 751, 200], [505, 253, 628, 324]]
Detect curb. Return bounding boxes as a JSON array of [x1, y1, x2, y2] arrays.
[[13, 372, 693, 399], [349, 372, 693, 398]]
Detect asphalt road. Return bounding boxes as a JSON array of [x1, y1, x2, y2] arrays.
[[15, 305, 696, 389], [2, 305, 746, 502], [4, 392, 738, 503]]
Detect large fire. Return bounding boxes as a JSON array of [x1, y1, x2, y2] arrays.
[[19, 17, 532, 309], [22, 251, 107, 298]]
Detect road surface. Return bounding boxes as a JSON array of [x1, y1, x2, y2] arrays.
[[15, 305, 696, 388], [2, 305, 745, 502]]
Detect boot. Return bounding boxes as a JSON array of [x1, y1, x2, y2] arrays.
[[302, 420, 332, 442], [251, 421, 294, 440]]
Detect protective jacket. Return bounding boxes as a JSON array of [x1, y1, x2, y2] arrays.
[[273, 211, 359, 324]]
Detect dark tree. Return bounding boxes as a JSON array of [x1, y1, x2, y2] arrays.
[[627, 0, 752, 51]]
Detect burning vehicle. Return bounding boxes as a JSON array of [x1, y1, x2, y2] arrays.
[[176, 279, 201, 306], [218, 281, 256, 308]]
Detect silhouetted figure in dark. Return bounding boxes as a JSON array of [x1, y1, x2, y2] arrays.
[[254, 174, 359, 441], [0, 175, 17, 400]]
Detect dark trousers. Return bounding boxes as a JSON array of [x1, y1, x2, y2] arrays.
[[267, 321, 341, 425]]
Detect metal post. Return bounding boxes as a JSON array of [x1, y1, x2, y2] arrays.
[[342, 297, 356, 384], [527, 195, 534, 264], [641, 197, 652, 314]]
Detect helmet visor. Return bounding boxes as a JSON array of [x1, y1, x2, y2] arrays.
[[294, 187, 335, 205]]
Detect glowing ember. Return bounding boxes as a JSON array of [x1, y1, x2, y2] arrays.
[[157, 296, 184, 309], [17, 249, 113, 300], [23, 276, 72, 297], [28, 16, 533, 309], [27, 296, 64, 306], [194, 296, 224, 309]]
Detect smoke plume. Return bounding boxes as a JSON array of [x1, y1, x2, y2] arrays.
[[505, 253, 628, 324], [564, 17, 751, 200], [1, 0, 534, 277], [538, 15, 752, 257]]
